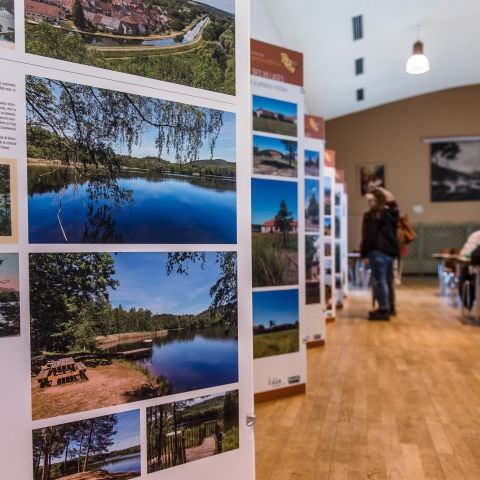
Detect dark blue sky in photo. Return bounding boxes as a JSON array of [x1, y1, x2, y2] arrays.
[[253, 95, 298, 118], [325, 217, 332, 227], [196, 0, 235, 14], [109, 252, 221, 315], [305, 150, 320, 162], [45, 80, 236, 163], [305, 179, 320, 203], [254, 135, 297, 155], [253, 289, 299, 328], [252, 178, 298, 224]]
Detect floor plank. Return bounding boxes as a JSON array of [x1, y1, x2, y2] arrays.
[[255, 279, 480, 480]]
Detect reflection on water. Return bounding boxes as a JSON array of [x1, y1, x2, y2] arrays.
[[28, 166, 237, 244], [93, 453, 141, 475], [87, 17, 208, 47], [108, 327, 238, 394]]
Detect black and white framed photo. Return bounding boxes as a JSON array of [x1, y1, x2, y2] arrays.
[[431, 140, 480, 202]]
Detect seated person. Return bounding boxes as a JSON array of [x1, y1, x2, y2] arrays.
[[459, 231, 480, 309]]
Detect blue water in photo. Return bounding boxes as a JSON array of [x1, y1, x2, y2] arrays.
[[99, 453, 141, 475], [28, 169, 237, 244], [109, 329, 238, 393]]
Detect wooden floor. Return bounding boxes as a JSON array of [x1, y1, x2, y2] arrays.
[[255, 279, 480, 480]]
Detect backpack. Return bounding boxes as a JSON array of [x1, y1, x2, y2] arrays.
[[397, 214, 416, 247]]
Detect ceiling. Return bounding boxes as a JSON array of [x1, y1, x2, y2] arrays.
[[260, 0, 480, 119]]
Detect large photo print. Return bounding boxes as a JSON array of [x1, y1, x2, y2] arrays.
[[33, 410, 141, 480], [26, 75, 236, 244], [30, 251, 238, 420], [147, 390, 239, 473], [25, 0, 236, 94], [431, 141, 480, 202], [0, 0, 14, 48]]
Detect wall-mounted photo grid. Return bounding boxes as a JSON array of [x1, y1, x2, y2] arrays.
[[251, 39, 306, 396], [0, 1, 254, 479]]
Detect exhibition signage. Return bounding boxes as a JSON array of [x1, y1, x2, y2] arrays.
[[250, 39, 307, 397], [323, 150, 336, 321], [303, 114, 326, 347], [0, 1, 255, 479]]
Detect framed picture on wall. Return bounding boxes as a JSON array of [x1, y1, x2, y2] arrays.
[[359, 164, 385, 195], [431, 140, 480, 202]]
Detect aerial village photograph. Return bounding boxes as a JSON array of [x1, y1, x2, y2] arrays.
[[24, 0, 236, 93]]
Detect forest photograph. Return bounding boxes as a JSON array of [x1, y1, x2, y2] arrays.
[[305, 235, 320, 305], [305, 150, 320, 177], [147, 390, 239, 473], [251, 178, 298, 287], [26, 75, 237, 245], [25, 0, 235, 94], [32, 410, 141, 480], [30, 251, 238, 420], [324, 175, 332, 215], [252, 95, 297, 137], [305, 178, 320, 232], [0, 253, 20, 337], [0, 163, 12, 238], [253, 134, 298, 178], [253, 289, 299, 359]]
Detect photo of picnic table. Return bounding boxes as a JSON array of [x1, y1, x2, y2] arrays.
[[36, 357, 88, 388]]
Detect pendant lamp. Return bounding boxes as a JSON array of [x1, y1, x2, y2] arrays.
[[406, 40, 430, 75]]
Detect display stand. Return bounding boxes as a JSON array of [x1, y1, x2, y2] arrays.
[[0, 2, 255, 479], [335, 169, 348, 308], [303, 115, 326, 349], [250, 39, 307, 402], [323, 150, 337, 323]]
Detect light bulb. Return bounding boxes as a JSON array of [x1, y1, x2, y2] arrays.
[[406, 41, 430, 75]]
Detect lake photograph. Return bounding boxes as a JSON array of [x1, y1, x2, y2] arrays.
[[252, 95, 298, 137], [251, 178, 298, 287], [26, 75, 237, 244], [253, 289, 299, 359], [0, 253, 19, 337], [29, 251, 238, 420], [147, 390, 239, 473], [32, 410, 141, 480], [253, 134, 298, 178], [0, 0, 14, 49], [25, 0, 235, 94]]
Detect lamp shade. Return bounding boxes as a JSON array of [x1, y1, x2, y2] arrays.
[[406, 41, 430, 75]]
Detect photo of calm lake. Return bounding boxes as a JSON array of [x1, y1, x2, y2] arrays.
[[26, 75, 236, 244], [30, 251, 238, 420], [33, 410, 141, 480]]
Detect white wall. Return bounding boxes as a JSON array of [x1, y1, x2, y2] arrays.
[[250, 0, 282, 45]]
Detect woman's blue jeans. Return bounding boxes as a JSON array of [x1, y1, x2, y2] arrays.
[[368, 250, 394, 311]]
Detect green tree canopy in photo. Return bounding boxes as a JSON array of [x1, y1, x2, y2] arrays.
[[274, 200, 294, 246]]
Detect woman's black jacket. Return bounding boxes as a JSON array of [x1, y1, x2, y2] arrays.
[[360, 203, 400, 259]]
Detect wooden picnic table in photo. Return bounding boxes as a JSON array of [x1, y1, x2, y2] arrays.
[[36, 357, 88, 388]]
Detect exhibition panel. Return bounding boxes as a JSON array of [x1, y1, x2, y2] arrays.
[[303, 114, 326, 347], [0, 1, 255, 479], [335, 169, 348, 307], [323, 150, 336, 322], [250, 39, 307, 398]]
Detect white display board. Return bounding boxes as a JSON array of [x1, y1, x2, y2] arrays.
[[0, 1, 255, 479], [303, 115, 326, 345], [334, 172, 348, 307], [323, 151, 336, 321], [250, 39, 307, 395]]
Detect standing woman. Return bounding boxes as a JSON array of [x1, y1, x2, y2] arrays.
[[361, 188, 400, 320]]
